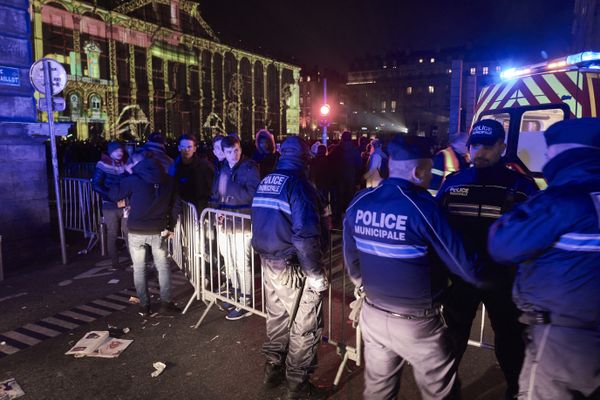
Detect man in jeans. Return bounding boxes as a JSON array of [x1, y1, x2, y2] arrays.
[[211, 135, 260, 320], [110, 150, 181, 317]]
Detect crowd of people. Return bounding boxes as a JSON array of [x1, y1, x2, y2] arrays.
[[88, 119, 600, 400]]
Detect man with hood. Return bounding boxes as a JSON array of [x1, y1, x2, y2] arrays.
[[252, 129, 280, 179], [92, 141, 129, 269], [212, 135, 260, 320], [142, 132, 173, 173], [169, 134, 214, 212], [109, 150, 181, 317], [489, 118, 600, 399], [251, 136, 328, 400]]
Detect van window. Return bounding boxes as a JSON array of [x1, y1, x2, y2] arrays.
[[517, 108, 566, 173]]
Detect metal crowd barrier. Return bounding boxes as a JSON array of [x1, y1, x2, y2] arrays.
[[60, 177, 103, 253], [193, 208, 263, 328], [63, 162, 97, 179], [170, 201, 203, 314]]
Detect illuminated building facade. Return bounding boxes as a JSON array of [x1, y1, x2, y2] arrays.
[[31, 0, 300, 141]]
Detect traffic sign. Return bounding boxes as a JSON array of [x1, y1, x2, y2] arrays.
[[38, 96, 65, 112], [29, 59, 67, 95]]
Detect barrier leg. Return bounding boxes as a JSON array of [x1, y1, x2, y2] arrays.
[[182, 289, 199, 315], [333, 351, 350, 389], [193, 298, 217, 329]]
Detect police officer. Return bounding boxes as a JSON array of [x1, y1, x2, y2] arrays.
[[343, 135, 482, 400], [488, 118, 600, 399], [437, 119, 538, 399], [429, 131, 470, 195], [251, 136, 328, 400]]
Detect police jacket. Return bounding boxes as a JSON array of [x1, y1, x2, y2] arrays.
[[210, 158, 260, 214], [489, 148, 600, 327], [437, 162, 538, 286], [251, 157, 323, 278], [92, 154, 128, 208], [343, 178, 479, 313], [109, 157, 180, 234]]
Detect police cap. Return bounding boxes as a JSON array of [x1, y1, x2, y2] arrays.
[[387, 135, 433, 161], [468, 119, 505, 146], [544, 117, 600, 148]]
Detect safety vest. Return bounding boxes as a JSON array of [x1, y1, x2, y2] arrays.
[[429, 147, 465, 196]]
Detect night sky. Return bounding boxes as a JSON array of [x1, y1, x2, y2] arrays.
[[200, 0, 575, 71]]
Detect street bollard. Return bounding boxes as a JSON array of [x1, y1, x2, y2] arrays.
[[99, 223, 108, 257]]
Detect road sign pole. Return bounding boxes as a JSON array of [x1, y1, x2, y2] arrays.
[[43, 60, 68, 265]]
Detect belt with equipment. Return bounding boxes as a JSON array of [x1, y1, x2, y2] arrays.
[[364, 298, 441, 320], [520, 310, 600, 330]]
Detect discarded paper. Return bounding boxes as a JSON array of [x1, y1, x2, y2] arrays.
[[65, 331, 133, 358], [129, 296, 140, 304], [107, 279, 119, 284], [0, 378, 25, 400], [150, 362, 166, 377]]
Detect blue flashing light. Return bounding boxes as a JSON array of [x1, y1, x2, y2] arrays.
[[566, 51, 600, 65]]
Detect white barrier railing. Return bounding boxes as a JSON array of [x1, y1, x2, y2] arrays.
[[192, 207, 264, 328], [59, 177, 103, 253], [170, 201, 202, 313]]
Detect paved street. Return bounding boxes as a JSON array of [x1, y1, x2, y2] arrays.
[[0, 238, 506, 400]]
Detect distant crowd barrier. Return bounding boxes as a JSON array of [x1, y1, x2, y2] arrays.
[[60, 177, 103, 254]]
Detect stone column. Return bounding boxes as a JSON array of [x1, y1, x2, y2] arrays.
[[0, 0, 51, 270], [235, 57, 241, 137], [250, 61, 255, 135], [146, 49, 154, 131], [263, 67, 268, 129], [198, 48, 203, 138]]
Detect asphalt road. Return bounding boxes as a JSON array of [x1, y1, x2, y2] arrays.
[[0, 241, 506, 400]]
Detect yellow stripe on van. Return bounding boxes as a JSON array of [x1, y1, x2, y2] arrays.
[[479, 83, 502, 112], [491, 79, 517, 109], [523, 77, 550, 104], [567, 71, 583, 91], [588, 74, 597, 117], [543, 74, 582, 117]]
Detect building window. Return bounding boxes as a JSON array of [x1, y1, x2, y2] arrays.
[[406, 86, 413, 95], [496, 65, 502, 72], [418, 58, 423, 64], [391, 100, 397, 112], [428, 85, 435, 94], [470, 67, 476, 75], [300, 97, 303, 105], [84, 41, 101, 79], [430, 58, 435, 63], [381, 101, 387, 112], [383, 64, 387, 69], [483, 66, 489, 75], [307, 76, 311, 82], [447, 68, 452, 74]]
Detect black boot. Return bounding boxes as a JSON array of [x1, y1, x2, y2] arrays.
[[286, 381, 329, 400], [263, 362, 285, 389]]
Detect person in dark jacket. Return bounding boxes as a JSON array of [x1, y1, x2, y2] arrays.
[[252, 129, 280, 179], [343, 135, 481, 400], [212, 135, 261, 320], [252, 136, 328, 400], [428, 131, 470, 196], [142, 132, 173, 173], [488, 118, 600, 400], [169, 134, 214, 212], [328, 131, 363, 226], [110, 150, 181, 317], [92, 141, 129, 269], [437, 119, 538, 399], [309, 144, 331, 209]]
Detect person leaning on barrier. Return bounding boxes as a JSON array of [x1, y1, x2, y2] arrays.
[[343, 135, 484, 400], [211, 135, 260, 321], [251, 135, 329, 400], [437, 119, 538, 399], [109, 149, 181, 317], [92, 141, 129, 269], [488, 118, 600, 400], [169, 134, 214, 212]]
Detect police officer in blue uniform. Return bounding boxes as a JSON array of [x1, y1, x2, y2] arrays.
[[437, 119, 538, 399], [251, 136, 328, 400], [343, 135, 483, 400], [488, 118, 600, 399]]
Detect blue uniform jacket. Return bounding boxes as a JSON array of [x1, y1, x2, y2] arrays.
[[343, 178, 479, 313], [437, 163, 538, 286], [251, 157, 323, 278], [489, 148, 600, 327]]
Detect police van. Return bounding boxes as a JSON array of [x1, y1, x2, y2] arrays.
[[472, 51, 600, 189]]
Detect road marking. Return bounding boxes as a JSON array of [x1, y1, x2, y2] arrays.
[[92, 299, 126, 310], [76, 304, 112, 317], [74, 266, 113, 280], [0, 292, 28, 303], [22, 323, 61, 338], [59, 310, 96, 323], [42, 316, 80, 330], [2, 330, 41, 346]]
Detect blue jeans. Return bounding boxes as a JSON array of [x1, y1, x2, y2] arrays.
[[128, 233, 172, 307]]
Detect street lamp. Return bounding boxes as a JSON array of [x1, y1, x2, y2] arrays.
[[320, 104, 331, 117], [319, 78, 330, 145]]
